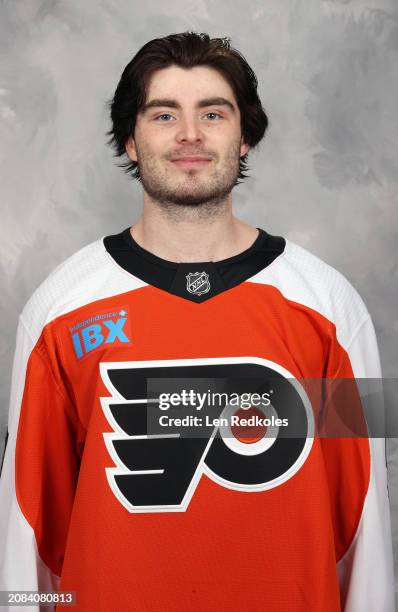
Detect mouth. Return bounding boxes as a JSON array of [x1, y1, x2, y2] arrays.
[[171, 157, 212, 169]]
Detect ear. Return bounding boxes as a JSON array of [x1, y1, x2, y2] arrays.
[[125, 136, 138, 162], [240, 136, 250, 158]]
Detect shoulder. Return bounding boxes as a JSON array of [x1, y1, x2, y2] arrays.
[[20, 235, 145, 343], [251, 237, 371, 348]]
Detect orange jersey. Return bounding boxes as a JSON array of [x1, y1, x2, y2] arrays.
[[0, 227, 394, 611]]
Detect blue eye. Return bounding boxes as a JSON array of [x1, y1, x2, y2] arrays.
[[206, 112, 222, 120], [155, 114, 174, 121]]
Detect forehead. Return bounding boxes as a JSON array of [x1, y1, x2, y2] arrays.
[[143, 65, 238, 107]]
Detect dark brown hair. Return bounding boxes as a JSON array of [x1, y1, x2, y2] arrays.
[[105, 31, 269, 185]]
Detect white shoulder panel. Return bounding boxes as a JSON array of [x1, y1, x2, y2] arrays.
[[247, 239, 370, 349], [21, 237, 147, 345]]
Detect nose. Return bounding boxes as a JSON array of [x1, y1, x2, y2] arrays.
[[175, 115, 203, 144]]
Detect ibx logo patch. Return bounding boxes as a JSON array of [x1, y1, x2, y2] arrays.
[[70, 307, 132, 359]]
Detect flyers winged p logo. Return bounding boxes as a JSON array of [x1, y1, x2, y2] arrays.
[[99, 357, 314, 513]]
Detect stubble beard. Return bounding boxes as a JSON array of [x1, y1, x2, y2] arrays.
[[134, 141, 242, 221]]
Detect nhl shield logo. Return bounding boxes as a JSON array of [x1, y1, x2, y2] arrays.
[[186, 271, 210, 296]]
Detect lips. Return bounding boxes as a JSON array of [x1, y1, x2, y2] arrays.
[[171, 156, 212, 170], [171, 156, 212, 162]]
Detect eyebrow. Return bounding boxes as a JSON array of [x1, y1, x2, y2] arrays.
[[141, 97, 236, 114]]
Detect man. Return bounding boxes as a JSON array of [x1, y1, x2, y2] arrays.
[[0, 32, 395, 611]]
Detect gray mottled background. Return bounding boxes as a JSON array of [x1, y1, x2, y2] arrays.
[[1, 0, 397, 602]]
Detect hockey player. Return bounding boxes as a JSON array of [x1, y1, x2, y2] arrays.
[[0, 32, 395, 611]]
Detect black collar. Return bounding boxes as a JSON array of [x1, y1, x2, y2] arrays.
[[103, 227, 285, 303]]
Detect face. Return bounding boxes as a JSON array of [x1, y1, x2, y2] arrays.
[[125, 65, 250, 207]]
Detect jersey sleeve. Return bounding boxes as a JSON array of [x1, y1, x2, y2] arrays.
[[336, 315, 395, 612], [0, 315, 82, 609]]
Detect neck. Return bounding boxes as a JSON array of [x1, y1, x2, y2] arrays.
[[130, 197, 259, 263]]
